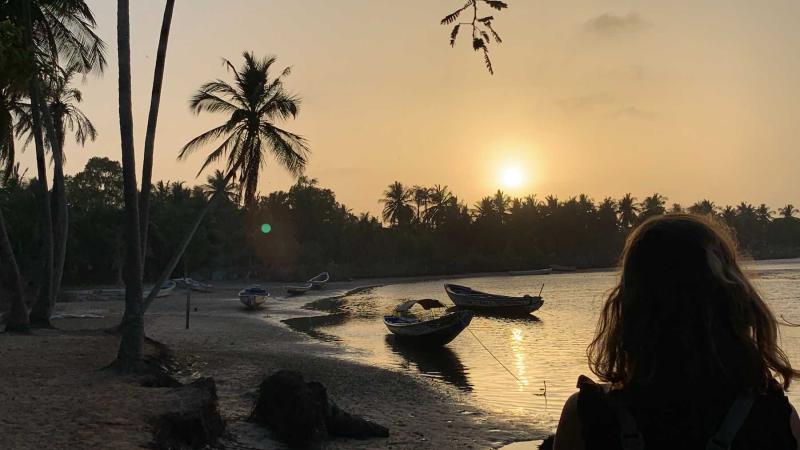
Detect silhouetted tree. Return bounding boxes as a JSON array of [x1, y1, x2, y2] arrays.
[[381, 181, 413, 227], [617, 194, 639, 229], [441, 0, 508, 74]]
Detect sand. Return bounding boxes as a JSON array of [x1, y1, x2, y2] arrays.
[[1, 278, 547, 449]]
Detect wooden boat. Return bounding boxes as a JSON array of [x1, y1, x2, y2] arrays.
[[508, 268, 552, 276], [238, 286, 270, 309], [308, 272, 330, 289], [383, 299, 473, 347], [173, 277, 213, 292], [444, 284, 544, 314], [285, 282, 313, 296]]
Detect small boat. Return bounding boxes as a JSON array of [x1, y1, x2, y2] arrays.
[[173, 277, 213, 292], [444, 284, 543, 314], [308, 272, 330, 289], [285, 282, 313, 296], [549, 264, 577, 272], [146, 280, 176, 298], [238, 286, 270, 309], [508, 268, 552, 276], [383, 299, 473, 347]]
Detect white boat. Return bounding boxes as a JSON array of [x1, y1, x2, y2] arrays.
[[173, 277, 213, 292], [384, 299, 473, 347], [508, 268, 552, 276], [238, 286, 270, 309], [307, 272, 330, 289], [285, 282, 313, 296], [444, 283, 544, 314], [147, 280, 176, 298]]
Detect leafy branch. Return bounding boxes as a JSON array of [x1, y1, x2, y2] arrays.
[[441, 0, 508, 75]]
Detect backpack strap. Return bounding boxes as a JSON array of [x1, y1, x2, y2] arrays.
[[706, 393, 756, 450], [605, 393, 645, 450]]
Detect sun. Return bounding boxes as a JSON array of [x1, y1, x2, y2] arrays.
[[500, 166, 525, 189]]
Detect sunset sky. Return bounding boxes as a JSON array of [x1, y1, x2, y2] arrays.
[[15, 0, 800, 215]]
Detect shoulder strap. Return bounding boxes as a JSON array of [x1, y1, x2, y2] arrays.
[[706, 392, 756, 450], [605, 392, 645, 450]]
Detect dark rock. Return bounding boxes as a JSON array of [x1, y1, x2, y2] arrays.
[[251, 370, 389, 448], [152, 377, 225, 449]]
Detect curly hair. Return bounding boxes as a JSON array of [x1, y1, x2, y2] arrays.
[[588, 214, 798, 391]]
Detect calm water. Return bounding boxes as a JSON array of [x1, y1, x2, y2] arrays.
[[296, 259, 800, 433]]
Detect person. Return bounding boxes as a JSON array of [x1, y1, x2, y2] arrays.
[[553, 214, 800, 450]]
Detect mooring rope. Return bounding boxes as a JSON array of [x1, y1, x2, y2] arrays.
[[466, 328, 524, 384]]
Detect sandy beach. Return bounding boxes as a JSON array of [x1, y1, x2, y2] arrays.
[[1, 277, 547, 449]]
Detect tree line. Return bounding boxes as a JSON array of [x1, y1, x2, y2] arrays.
[[4, 164, 798, 295]]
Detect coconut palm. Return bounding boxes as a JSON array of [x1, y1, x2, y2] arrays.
[[381, 181, 413, 226], [142, 52, 309, 312], [424, 184, 454, 228], [6, 0, 106, 326], [178, 52, 308, 207], [639, 193, 667, 222], [113, 0, 145, 370], [411, 185, 430, 224], [778, 204, 798, 219], [139, 0, 176, 260], [617, 193, 639, 228], [755, 203, 773, 225], [720, 205, 737, 226], [201, 169, 238, 203], [15, 62, 97, 300], [688, 199, 716, 216]]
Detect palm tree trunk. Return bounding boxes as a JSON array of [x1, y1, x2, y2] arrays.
[[142, 169, 236, 312], [23, 4, 54, 327], [39, 94, 68, 311], [139, 0, 175, 263], [50, 114, 69, 304], [114, 0, 145, 371], [0, 207, 29, 333]]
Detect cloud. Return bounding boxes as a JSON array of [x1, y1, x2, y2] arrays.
[[583, 13, 648, 37]]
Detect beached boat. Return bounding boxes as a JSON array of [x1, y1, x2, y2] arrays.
[[508, 268, 552, 276], [145, 280, 176, 298], [238, 286, 270, 309], [285, 282, 313, 295], [308, 272, 330, 289], [383, 299, 473, 347], [444, 284, 544, 314], [173, 277, 213, 292]]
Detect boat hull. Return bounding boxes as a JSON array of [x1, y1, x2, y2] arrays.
[[445, 284, 543, 314], [384, 310, 473, 347], [239, 295, 268, 309], [508, 268, 552, 276]]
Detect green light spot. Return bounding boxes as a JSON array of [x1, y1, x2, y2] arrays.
[[260, 223, 272, 234]]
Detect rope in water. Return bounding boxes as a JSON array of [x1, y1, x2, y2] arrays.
[[466, 328, 524, 384]]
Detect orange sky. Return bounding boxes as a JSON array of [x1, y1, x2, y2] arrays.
[[15, 0, 800, 215]]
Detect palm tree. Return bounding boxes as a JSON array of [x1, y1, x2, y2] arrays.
[[179, 52, 308, 207], [381, 181, 412, 226], [15, 62, 97, 300], [720, 205, 737, 226], [139, 0, 176, 261], [778, 204, 798, 219], [639, 193, 667, 221], [492, 190, 511, 224], [755, 203, 773, 225], [424, 184, 454, 228], [113, 0, 145, 371], [7, 0, 106, 326], [142, 52, 309, 312], [411, 185, 430, 224], [201, 169, 238, 202], [617, 193, 639, 228], [688, 199, 716, 216]]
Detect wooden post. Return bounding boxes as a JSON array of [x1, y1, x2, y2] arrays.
[[184, 262, 190, 329]]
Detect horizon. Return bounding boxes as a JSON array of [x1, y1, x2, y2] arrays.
[[11, 0, 800, 216]]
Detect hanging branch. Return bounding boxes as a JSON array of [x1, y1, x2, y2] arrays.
[[441, 0, 508, 75]]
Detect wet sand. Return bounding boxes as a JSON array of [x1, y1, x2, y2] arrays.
[[9, 277, 546, 449]]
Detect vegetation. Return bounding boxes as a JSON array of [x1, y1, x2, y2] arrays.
[[3, 167, 798, 288]]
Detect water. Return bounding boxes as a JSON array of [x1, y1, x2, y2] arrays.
[[290, 259, 800, 434]]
